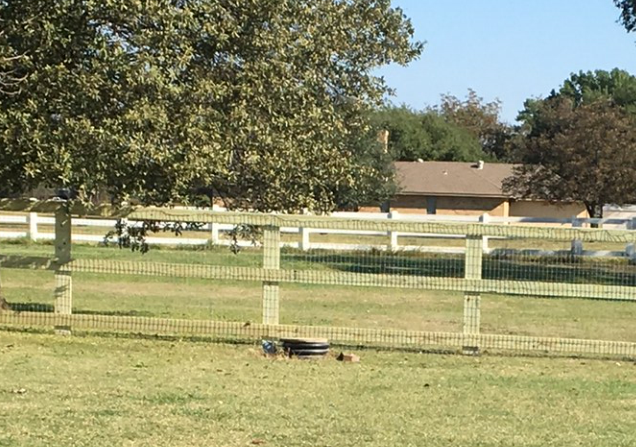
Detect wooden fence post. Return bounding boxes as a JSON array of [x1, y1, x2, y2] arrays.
[[463, 230, 483, 355], [262, 225, 281, 325], [571, 216, 583, 256], [299, 209, 311, 251], [209, 223, 219, 245], [388, 211, 399, 251], [626, 217, 636, 262], [479, 213, 490, 253], [300, 226, 311, 251], [27, 212, 38, 242], [54, 205, 72, 335]]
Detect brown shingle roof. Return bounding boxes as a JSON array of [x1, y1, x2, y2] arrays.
[[395, 161, 514, 198]]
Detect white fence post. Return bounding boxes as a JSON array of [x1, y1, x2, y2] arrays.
[[626, 217, 636, 261], [209, 204, 220, 244], [209, 223, 219, 244], [388, 211, 399, 251], [300, 227, 311, 251], [299, 209, 311, 251], [27, 212, 38, 242], [54, 205, 72, 335], [571, 216, 583, 255], [479, 213, 490, 253]]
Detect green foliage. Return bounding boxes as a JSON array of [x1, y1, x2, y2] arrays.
[[437, 89, 514, 161], [557, 68, 636, 114], [615, 0, 636, 32], [372, 105, 487, 162], [511, 69, 636, 212], [0, 0, 422, 213], [505, 97, 636, 217], [334, 129, 397, 210]]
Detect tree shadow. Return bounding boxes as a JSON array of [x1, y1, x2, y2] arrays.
[[282, 250, 636, 287], [6, 302, 154, 317], [282, 251, 466, 278]]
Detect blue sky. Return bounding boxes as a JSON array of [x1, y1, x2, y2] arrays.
[[378, 0, 636, 123]]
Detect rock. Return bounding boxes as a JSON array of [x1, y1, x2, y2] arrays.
[[336, 352, 360, 363], [261, 340, 277, 355]]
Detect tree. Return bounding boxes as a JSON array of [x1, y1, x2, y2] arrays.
[[504, 98, 636, 218], [436, 89, 513, 161], [557, 69, 636, 114], [334, 129, 397, 210], [0, 0, 422, 213], [372, 105, 488, 162], [615, 0, 636, 32]]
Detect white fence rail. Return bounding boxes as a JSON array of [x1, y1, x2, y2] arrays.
[[2, 210, 636, 258]]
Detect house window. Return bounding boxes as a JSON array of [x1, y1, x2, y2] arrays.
[[427, 197, 437, 215]]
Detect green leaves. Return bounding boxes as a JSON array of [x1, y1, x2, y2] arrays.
[[372, 105, 488, 163], [0, 0, 422, 212], [506, 98, 636, 217]]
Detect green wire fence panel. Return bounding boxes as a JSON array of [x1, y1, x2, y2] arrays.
[[1, 206, 636, 358]]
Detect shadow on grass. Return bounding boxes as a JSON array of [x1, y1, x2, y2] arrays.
[[7, 302, 153, 317], [7, 302, 54, 313], [282, 251, 636, 286]]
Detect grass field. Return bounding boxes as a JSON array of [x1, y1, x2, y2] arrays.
[[1, 332, 635, 447], [2, 241, 636, 343]]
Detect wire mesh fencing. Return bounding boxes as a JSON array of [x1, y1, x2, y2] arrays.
[[1, 206, 636, 358]]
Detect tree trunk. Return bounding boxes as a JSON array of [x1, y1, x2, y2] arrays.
[[585, 202, 603, 228]]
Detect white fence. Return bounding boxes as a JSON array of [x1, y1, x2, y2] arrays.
[[1, 209, 636, 258]]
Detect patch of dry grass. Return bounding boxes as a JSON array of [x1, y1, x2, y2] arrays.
[[1, 332, 635, 447]]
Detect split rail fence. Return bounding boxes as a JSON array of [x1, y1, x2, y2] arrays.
[[1, 205, 636, 358]]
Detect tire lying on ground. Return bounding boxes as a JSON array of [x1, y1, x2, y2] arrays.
[[281, 338, 330, 358]]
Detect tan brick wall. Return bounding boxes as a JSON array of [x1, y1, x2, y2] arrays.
[[509, 200, 588, 218], [436, 197, 508, 216], [389, 195, 508, 216], [357, 205, 385, 213], [363, 196, 587, 219], [388, 195, 428, 214]]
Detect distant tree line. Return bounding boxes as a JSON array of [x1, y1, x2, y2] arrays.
[[372, 90, 513, 164], [372, 67, 636, 218]]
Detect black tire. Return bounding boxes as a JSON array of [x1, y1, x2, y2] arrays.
[[286, 348, 329, 357], [282, 342, 330, 350]]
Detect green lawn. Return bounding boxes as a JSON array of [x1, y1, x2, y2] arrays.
[[1, 332, 635, 447]]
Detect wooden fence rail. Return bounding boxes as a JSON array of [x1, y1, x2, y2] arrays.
[[2, 210, 636, 258]]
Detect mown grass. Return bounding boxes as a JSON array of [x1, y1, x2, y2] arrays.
[[1, 332, 635, 447]]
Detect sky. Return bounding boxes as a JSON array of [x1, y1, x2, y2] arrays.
[[377, 0, 636, 123]]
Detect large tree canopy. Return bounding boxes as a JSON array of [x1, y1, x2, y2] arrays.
[[517, 69, 636, 131], [505, 97, 636, 218], [372, 105, 488, 163], [436, 89, 513, 161], [557, 68, 636, 114], [0, 0, 422, 212]]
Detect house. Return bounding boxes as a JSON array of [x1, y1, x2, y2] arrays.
[[373, 161, 588, 218]]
